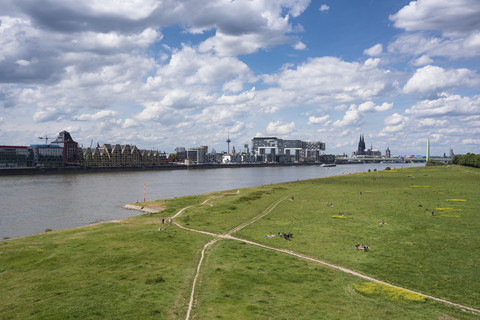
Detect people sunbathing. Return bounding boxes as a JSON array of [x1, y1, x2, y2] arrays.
[[355, 244, 369, 251]]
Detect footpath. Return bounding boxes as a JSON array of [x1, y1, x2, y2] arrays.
[[130, 192, 480, 319]]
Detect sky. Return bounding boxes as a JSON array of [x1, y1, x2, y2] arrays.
[[0, 0, 479, 156]]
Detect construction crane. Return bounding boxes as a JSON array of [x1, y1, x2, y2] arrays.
[[38, 135, 50, 145]]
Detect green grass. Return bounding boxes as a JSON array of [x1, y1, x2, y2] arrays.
[[236, 166, 480, 310], [1, 216, 211, 319], [1, 165, 479, 319], [194, 240, 475, 319]]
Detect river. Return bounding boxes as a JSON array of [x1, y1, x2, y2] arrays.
[[0, 163, 421, 239]]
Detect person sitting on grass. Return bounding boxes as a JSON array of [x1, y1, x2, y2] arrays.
[[355, 244, 369, 251], [379, 220, 387, 225]]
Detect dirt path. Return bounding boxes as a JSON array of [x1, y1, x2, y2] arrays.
[[178, 223, 480, 317], [185, 238, 219, 320], [222, 234, 480, 315], [128, 192, 480, 318]]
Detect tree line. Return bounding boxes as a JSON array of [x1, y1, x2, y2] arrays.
[[451, 153, 480, 168]]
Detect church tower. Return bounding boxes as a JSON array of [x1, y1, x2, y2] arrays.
[[357, 135, 366, 155]]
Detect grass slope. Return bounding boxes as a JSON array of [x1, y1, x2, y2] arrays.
[[1, 216, 210, 319], [194, 240, 474, 319], [235, 166, 480, 310], [1, 166, 479, 319]]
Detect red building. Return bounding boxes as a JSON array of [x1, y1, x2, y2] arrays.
[[51, 131, 79, 166]]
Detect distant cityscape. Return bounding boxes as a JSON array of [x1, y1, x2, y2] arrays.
[[0, 131, 330, 168], [0, 131, 453, 169]]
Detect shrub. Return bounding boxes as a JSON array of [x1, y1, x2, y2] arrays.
[[452, 153, 480, 168], [426, 160, 445, 166], [385, 167, 391, 170]]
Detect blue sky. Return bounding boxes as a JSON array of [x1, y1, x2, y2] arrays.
[[0, 0, 479, 156]]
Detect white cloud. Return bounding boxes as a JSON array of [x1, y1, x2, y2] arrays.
[[319, 4, 330, 12], [378, 113, 409, 136], [266, 121, 296, 135], [74, 110, 118, 121], [390, 0, 480, 34], [74, 28, 161, 52], [332, 105, 361, 127], [122, 118, 140, 129], [364, 43, 383, 57], [388, 32, 480, 60], [1, 0, 479, 155], [195, 1, 310, 56], [462, 138, 480, 144], [86, 0, 159, 20], [15, 59, 31, 66], [405, 93, 480, 117], [413, 54, 433, 66], [385, 113, 408, 126], [33, 107, 70, 122], [363, 58, 381, 69], [262, 57, 394, 106], [332, 101, 393, 131], [294, 42, 306, 50], [403, 65, 480, 95], [417, 118, 448, 127], [357, 101, 393, 113], [307, 115, 329, 124], [389, 1, 480, 60]]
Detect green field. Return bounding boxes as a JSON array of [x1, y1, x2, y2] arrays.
[[1, 165, 479, 319]]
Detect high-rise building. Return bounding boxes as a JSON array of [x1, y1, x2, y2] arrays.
[[251, 137, 325, 162], [51, 130, 79, 165]]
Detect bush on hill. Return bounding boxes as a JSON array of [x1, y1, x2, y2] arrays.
[[426, 159, 446, 166], [452, 153, 480, 168]]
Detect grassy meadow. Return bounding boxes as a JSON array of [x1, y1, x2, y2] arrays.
[[1, 165, 479, 319]]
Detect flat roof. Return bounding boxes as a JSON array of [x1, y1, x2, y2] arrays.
[[0, 145, 28, 149], [30, 144, 61, 147]]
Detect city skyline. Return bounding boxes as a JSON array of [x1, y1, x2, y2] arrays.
[[0, 0, 479, 155]]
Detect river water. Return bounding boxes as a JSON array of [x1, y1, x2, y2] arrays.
[[0, 163, 421, 239]]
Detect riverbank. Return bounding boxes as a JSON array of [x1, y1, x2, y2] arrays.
[[0, 161, 340, 176], [0, 163, 422, 239], [2, 166, 478, 319]]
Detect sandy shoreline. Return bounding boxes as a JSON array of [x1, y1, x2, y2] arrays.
[[121, 204, 160, 214]]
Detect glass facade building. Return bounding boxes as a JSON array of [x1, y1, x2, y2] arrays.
[[0, 146, 34, 167]]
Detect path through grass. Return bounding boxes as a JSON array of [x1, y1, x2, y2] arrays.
[[1, 165, 479, 319]]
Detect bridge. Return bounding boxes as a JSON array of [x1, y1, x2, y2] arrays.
[[335, 156, 453, 164]]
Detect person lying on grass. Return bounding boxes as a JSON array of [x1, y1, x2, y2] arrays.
[[355, 244, 369, 251]]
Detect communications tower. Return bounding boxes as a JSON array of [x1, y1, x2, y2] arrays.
[[226, 136, 231, 154]]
